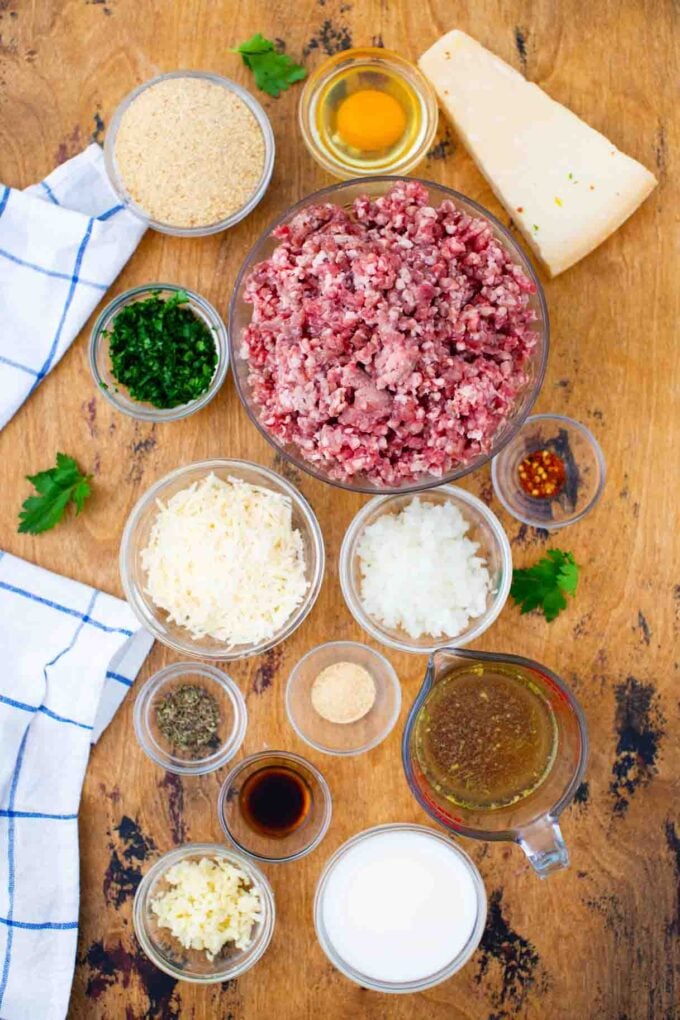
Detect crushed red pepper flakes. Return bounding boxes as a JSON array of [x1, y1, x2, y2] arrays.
[[518, 449, 566, 499]]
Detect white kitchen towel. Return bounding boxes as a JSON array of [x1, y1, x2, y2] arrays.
[[0, 144, 146, 430], [0, 551, 153, 1020]]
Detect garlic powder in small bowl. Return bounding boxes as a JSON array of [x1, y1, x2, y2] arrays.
[[105, 71, 275, 235], [286, 641, 402, 756]]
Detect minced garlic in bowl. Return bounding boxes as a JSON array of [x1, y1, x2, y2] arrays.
[[106, 71, 275, 235], [133, 844, 275, 982], [151, 857, 261, 959]]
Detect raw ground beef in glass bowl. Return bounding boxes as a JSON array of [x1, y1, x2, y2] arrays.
[[229, 177, 549, 494]]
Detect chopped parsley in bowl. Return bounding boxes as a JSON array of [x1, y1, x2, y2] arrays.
[[89, 283, 228, 421]]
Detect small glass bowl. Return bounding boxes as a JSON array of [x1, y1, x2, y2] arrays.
[[104, 71, 275, 236], [298, 47, 438, 178], [120, 459, 325, 660], [286, 641, 401, 756], [339, 485, 512, 654], [90, 284, 229, 422], [133, 843, 275, 983], [133, 662, 247, 776], [491, 414, 606, 530], [218, 750, 332, 863], [313, 823, 487, 993]]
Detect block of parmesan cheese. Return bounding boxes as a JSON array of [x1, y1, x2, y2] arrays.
[[419, 30, 657, 276]]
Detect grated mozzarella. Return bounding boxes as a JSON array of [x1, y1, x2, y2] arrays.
[[151, 857, 262, 959], [141, 473, 308, 646], [357, 498, 491, 640]]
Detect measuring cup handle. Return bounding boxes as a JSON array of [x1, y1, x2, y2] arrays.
[[517, 818, 569, 878]]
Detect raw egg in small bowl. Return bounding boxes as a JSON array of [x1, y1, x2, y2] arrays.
[[298, 47, 438, 178]]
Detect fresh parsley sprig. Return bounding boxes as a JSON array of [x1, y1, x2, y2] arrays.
[[231, 34, 307, 97], [510, 549, 580, 622], [18, 453, 92, 535]]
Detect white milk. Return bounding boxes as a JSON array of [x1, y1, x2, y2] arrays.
[[319, 828, 483, 984]]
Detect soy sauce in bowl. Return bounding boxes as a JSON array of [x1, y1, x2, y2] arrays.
[[240, 766, 311, 837], [218, 751, 332, 863]]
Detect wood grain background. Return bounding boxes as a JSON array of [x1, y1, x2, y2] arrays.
[[0, 1, 678, 1017]]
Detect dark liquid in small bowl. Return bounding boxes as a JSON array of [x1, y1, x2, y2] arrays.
[[240, 766, 312, 837]]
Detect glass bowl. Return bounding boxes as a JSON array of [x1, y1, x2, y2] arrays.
[[217, 750, 332, 863], [133, 843, 275, 983], [491, 414, 606, 530], [90, 284, 229, 422], [134, 662, 247, 775], [313, 823, 487, 993], [104, 71, 275, 236], [285, 641, 401, 756], [339, 485, 512, 654], [120, 459, 325, 660], [298, 47, 438, 178], [228, 177, 549, 495]]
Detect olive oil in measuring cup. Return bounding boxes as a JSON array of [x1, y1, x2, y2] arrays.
[[414, 662, 559, 811]]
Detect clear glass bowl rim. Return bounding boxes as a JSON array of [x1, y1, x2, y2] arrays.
[[297, 46, 439, 178], [491, 413, 607, 529], [133, 842, 275, 983], [228, 174, 550, 494], [338, 484, 513, 654], [217, 749, 333, 863], [133, 661, 248, 775], [284, 639, 402, 756], [89, 283, 229, 422], [103, 70, 276, 236], [119, 458, 326, 660], [313, 822, 487, 993]]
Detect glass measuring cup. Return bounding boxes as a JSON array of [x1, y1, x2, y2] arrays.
[[402, 648, 588, 878]]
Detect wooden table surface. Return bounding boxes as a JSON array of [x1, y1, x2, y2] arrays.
[[0, 1, 677, 1017]]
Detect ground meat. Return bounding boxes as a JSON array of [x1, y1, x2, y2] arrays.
[[240, 181, 539, 487]]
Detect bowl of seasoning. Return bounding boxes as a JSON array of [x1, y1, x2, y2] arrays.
[[339, 486, 512, 654], [286, 641, 401, 756], [134, 662, 247, 775], [134, 843, 275, 983], [104, 71, 275, 235], [298, 48, 438, 177], [90, 284, 228, 421], [491, 414, 606, 530], [218, 750, 332, 863]]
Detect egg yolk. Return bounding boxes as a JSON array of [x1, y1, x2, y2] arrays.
[[335, 89, 407, 151]]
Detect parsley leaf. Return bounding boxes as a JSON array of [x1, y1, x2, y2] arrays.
[[231, 34, 307, 97], [510, 549, 580, 622], [18, 453, 92, 535]]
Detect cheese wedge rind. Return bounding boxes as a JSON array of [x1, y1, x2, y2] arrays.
[[419, 30, 657, 276]]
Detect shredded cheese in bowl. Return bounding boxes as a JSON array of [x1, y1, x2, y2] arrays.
[[140, 473, 308, 647], [151, 857, 262, 960]]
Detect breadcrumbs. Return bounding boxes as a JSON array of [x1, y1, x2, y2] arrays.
[[114, 76, 266, 228]]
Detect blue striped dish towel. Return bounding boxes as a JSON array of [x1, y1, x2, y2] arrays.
[[0, 144, 146, 430], [0, 551, 153, 1020]]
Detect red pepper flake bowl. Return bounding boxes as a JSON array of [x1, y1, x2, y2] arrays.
[[491, 414, 606, 530]]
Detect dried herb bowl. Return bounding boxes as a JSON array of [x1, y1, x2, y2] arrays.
[[90, 283, 229, 422], [134, 662, 247, 776]]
